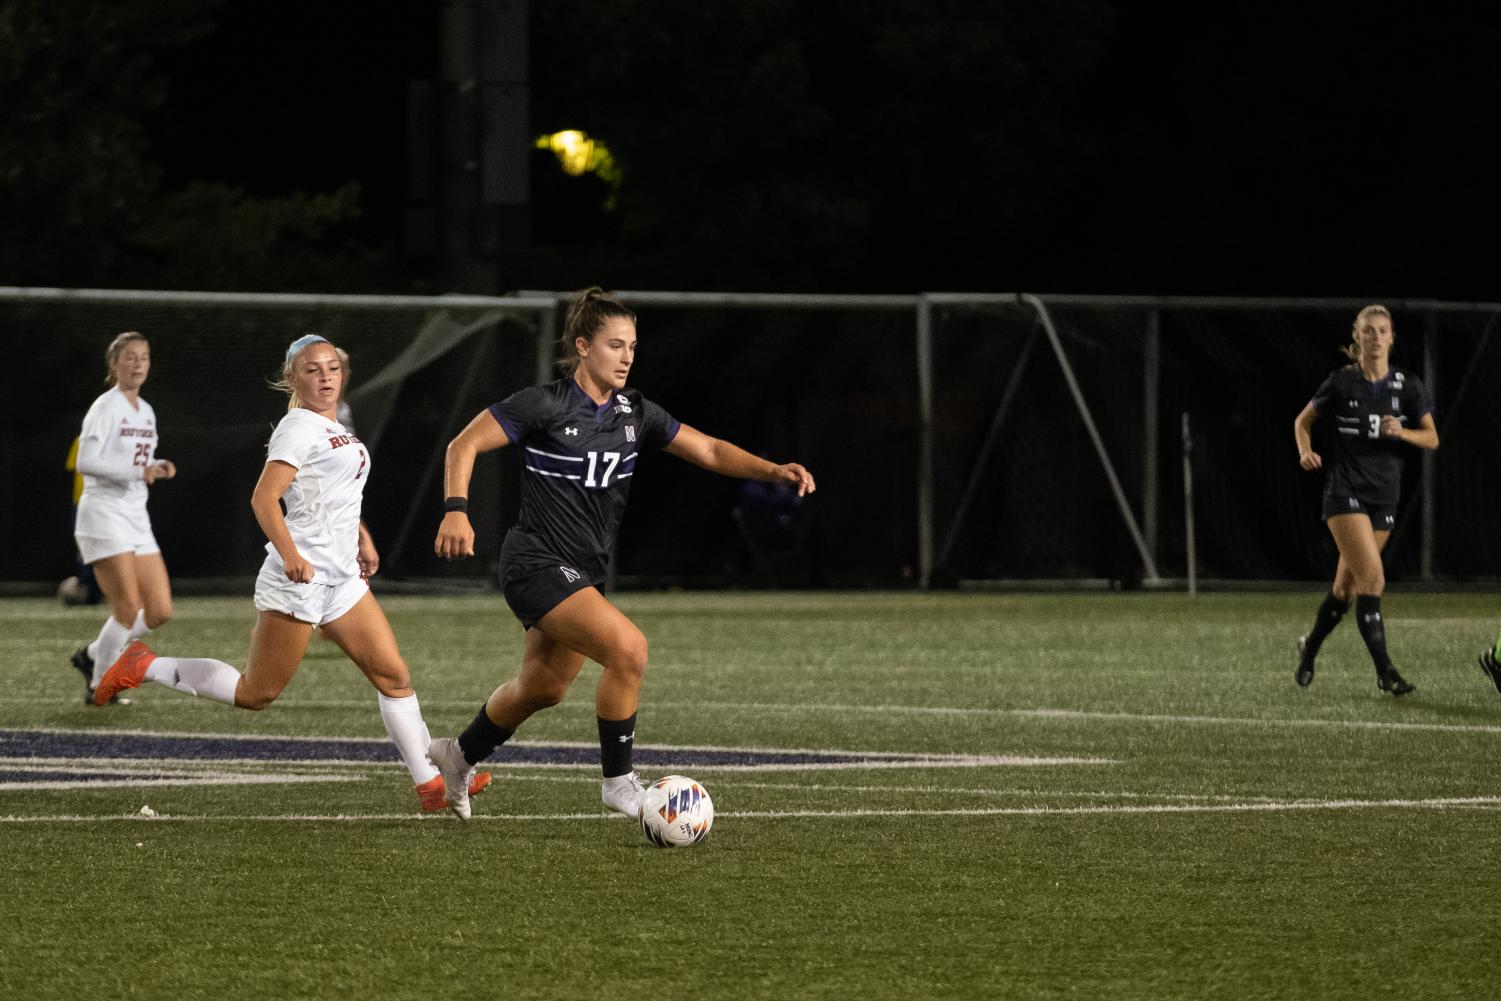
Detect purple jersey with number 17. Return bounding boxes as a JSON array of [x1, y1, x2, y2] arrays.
[[489, 377, 680, 584]]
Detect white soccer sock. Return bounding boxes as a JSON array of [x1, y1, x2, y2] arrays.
[[88, 615, 135, 687], [129, 609, 149, 640], [143, 657, 242, 706], [378, 692, 440, 784]]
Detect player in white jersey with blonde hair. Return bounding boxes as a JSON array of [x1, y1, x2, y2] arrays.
[[95, 334, 490, 812], [68, 332, 177, 705]]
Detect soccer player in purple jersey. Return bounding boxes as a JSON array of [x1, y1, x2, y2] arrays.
[[1292, 305, 1438, 695], [426, 287, 817, 820]]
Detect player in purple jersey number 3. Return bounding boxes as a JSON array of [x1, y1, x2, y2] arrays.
[[1292, 305, 1438, 696], [426, 287, 817, 820]]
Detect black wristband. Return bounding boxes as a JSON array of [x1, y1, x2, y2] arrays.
[[444, 496, 469, 513]]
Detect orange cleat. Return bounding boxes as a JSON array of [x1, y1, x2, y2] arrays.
[[415, 770, 493, 812], [93, 641, 156, 706]]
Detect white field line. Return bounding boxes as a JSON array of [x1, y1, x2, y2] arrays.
[[0, 760, 1251, 800], [0, 774, 361, 792], [10, 697, 1499, 737], [661, 701, 1501, 736], [711, 781, 1280, 801], [2, 725, 960, 756], [4, 795, 1501, 824], [0, 754, 1113, 774], [1385, 617, 1496, 627], [0, 762, 378, 780], [0, 728, 1116, 770], [436, 772, 1254, 799]]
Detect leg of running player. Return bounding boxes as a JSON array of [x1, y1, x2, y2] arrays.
[[86, 552, 148, 686], [133, 552, 174, 630], [235, 611, 314, 709], [318, 592, 449, 795], [93, 607, 305, 708], [532, 588, 649, 814], [485, 625, 589, 728], [426, 624, 588, 818], [432, 588, 646, 816], [1331, 529, 1390, 598], [1299, 528, 1394, 684], [1297, 551, 1355, 686], [1328, 514, 1408, 691], [533, 588, 648, 721]]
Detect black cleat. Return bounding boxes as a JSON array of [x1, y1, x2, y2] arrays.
[[1295, 635, 1315, 688], [1377, 667, 1416, 697], [70, 645, 128, 706], [1479, 648, 1501, 695]]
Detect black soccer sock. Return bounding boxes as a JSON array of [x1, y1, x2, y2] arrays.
[[598, 713, 638, 779], [458, 704, 515, 765], [1302, 592, 1350, 659], [1354, 594, 1394, 674]]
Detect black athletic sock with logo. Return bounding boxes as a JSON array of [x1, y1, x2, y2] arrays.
[[458, 705, 515, 765], [1354, 594, 1394, 674], [1303, 592, 1349, 659], [598, 713, 637, 778]]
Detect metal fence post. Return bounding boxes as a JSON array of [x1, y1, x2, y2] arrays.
[[1144, 310, 1160, 563], [1422, 311, 1438, 580], [917, 294, 934, 589]]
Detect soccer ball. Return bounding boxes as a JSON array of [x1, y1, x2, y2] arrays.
[[639, 775, 714, 848], [56, 576, 89, 606]]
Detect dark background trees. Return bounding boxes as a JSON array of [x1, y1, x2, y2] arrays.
[[2, 1, 1494, 297]]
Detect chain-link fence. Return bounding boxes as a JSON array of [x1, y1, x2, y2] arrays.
[[4, 287, 1498, 589]]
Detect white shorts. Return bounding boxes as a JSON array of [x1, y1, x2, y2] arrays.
[[75, 527, 161, 565], [75, 494, 156, 562], [253, 558, 369, 626]]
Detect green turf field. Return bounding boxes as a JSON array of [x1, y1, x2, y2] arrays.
[[3, 591, 1499, 1000]]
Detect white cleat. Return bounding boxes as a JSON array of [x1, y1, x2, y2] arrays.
[[425, 737, 476, 820], [601, 771, 647, 817]]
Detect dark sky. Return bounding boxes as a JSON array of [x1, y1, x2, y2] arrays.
[[140, 2, 1497, 298], [151, 3, 434, 243]]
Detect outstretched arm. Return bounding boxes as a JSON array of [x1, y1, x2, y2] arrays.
[[435, 410, 512, 560], [664, 424, 816, 497]]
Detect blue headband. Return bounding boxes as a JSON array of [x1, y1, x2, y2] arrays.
[[286, 334, 330, 364]]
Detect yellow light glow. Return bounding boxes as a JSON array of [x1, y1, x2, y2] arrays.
[[537, 130, 594, 176], [535, 130, 622, 208]]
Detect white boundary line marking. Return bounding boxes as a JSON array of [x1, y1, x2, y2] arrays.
[[662, 701, 1501, 736], [0, 754, 1114, 774], [0, 762, 1246, 800], [0, 774, 360, 792], [10, 698, 1498, 736], [0, 728, 1116, 770], [4, 795, 1501, 823]]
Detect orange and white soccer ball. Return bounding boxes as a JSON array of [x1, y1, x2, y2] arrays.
[[639, 775, 714, 848]]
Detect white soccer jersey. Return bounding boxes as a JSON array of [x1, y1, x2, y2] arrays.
[[263, 408, 369, 583], [74, 387, 158, 538]]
